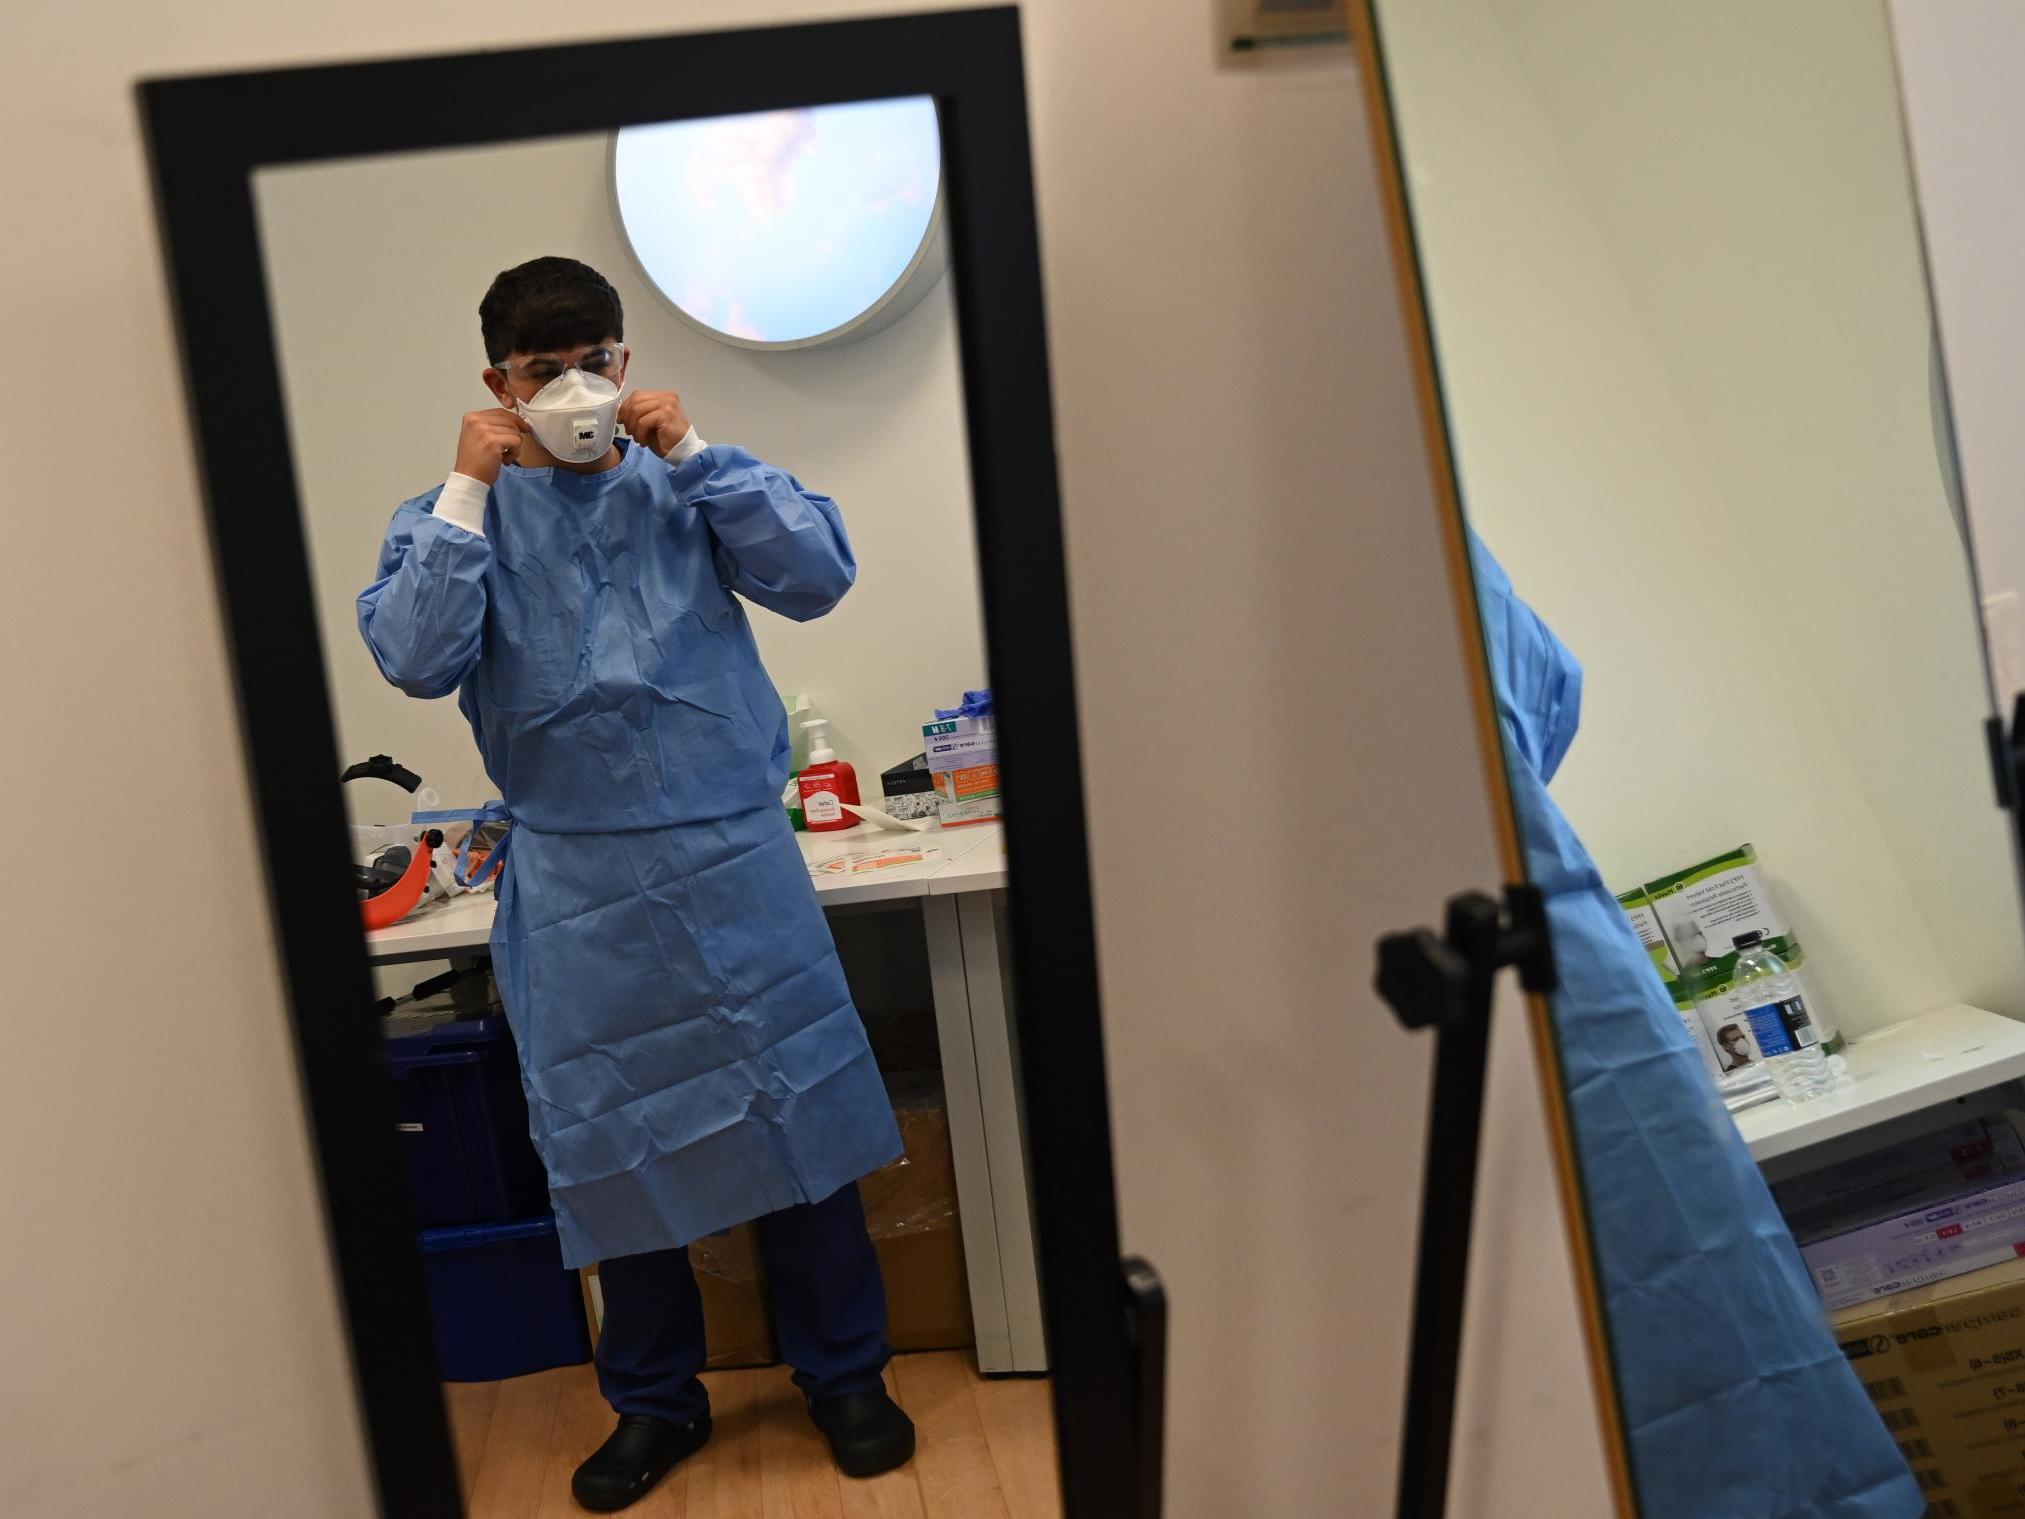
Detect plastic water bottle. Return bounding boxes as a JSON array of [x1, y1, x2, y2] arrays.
[[1731, 931, 1831, 1103]]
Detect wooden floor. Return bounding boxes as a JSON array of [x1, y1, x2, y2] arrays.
[[446, 1351, 1063, 1518]]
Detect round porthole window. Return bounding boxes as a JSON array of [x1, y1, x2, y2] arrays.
[[610, 96, 946, 351]]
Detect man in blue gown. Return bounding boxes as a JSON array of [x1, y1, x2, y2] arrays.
[[361, 258, 910, 1509], [1470, 531, 1921, 1518]]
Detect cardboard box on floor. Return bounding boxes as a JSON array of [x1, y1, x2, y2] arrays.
[[578, 1084, 973, 1367], [865, 1085, 973, 1353], [1834, 1253, 2025, 1515]]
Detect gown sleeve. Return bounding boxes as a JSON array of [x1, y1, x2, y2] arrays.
[[1466, 527, 1584, 782], [357, 498, 492, 698], [673, 445, 857, 622]]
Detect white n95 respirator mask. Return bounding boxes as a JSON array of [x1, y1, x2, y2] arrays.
[[515, 369, 622, 464]]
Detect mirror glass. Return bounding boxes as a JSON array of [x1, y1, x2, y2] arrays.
[[252, 103, 1056, 1513], [1370, 1, 2025, 1512]]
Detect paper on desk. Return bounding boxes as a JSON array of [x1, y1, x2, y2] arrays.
[[808, 845, 943, 878], [1845, 1012, 1993, 1064], [840, 801, 932, 833]]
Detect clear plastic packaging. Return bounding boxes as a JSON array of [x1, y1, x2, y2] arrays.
[[859, 1074, 958, 1242]]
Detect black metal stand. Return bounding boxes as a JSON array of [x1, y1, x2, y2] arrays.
[[1122, 1255, 1168, 1519], [1988, 697, 2025, 861], [1375, 885, 1557, 1519]]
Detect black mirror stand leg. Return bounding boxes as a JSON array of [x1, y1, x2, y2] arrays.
[[1122, 1255, 1168, 1519], [1375, 884, 1557, 1519]]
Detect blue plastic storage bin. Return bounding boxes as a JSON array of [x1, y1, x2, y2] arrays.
[[418, 1215, 592, 1381], [384, 1013, 549, 1228]]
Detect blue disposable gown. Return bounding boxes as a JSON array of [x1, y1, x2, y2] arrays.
[[1469, 533, 1920, 1519], [360, 440, 902, 1269]]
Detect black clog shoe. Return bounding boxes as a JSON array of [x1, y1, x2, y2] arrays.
[[807, 1389, 917, 1478], [571, 1412, 713, 1512]]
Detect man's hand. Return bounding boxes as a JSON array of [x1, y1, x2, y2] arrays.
[[454, 407, 531, 485], [618, 389, 693, 457]]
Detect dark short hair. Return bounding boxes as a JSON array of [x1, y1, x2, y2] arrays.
[[479, 256, 624, 362]]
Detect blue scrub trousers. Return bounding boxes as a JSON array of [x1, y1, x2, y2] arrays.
[[595, 1181, 891, 1424]]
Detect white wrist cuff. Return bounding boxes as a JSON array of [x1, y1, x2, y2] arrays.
[[670, 426, 709, 464], [434, 473, 489, 536]]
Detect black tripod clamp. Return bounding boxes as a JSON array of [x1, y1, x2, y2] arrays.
[[1373, 882, 1557, 1519], [1988, 696, 2025, 865], [1377, 885, 1557, 1033]]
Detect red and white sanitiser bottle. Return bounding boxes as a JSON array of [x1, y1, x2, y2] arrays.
[[796, 718, 861, 832]]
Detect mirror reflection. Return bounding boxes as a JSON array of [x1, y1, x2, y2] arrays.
[[254, 101, 1052, 1516], [1374, 2, 2025, 1514]]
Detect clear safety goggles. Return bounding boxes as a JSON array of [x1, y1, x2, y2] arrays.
[[490, 343, 627, 388]]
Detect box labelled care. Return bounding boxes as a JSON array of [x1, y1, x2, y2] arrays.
[[1836, 1254, 2025, 1514]]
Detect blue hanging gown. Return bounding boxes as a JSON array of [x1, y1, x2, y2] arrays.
[[359, 439, 902, 1269], [1469, 532, 1920, 1519]]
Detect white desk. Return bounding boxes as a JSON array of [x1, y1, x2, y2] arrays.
[[927, 828, 1008, 896], [1737, 1004, 2025, 1179], [366, 890, 501, 966], [369, 822, 1004, 962], [365, 820, 1045, 1374], [912, 829, 1040, 1370]]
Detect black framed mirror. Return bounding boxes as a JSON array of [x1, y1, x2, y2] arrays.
[[139, 9, 1141, 1515]]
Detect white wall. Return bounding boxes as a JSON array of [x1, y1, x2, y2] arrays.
[[1378, 0, 2025, 1038], [255, 132, 986, 817], [1891, 1, 2025, 714], [3, 1, 1612, 1513]]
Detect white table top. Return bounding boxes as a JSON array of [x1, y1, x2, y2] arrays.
[[1734, 1004, 2025, 1163], [926, 824, 1007, 895], [366, 820, 1005, 964], [797, 821, 995, 906], [368, 889, 501, 964]]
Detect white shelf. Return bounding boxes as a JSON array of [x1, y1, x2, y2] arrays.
[[1735, 1004, 2025, 1164]]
